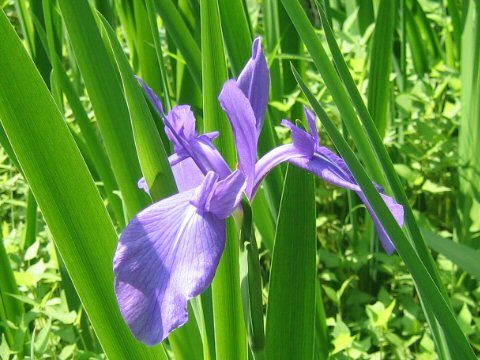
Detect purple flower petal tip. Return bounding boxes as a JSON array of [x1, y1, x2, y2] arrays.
[[237, 36, 270, 131], [136, 76, 164, 116], [137, 177, 150, 194], [219, 80, 258, 198], [114, 172, 244, 345]]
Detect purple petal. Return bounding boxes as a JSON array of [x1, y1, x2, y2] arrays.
[[281, 120, 315, 156], [208, 170, 246, 219], [219, 80, 258, 198], [165, 105, 197, 148], [237, 37, 270, 131], [288, 156, 361, 191], [304, 106, 319, 144], [138, 177, 150, 194], [136, 76, 164, 116], [190, 137, 231, 179], [253, 144, 302, 197], [171, 157, 205, 192], [357, 192, 404, 255], [114, 175, 227, 345]]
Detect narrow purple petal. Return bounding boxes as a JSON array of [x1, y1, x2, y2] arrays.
[[281, 120, 315, 156], [208, 170, 246, 219], [219, 80, 258, 198], [304, 106, 319, 144], [237, 37, 270, 131], [357, 192, 404, 255], [166, 105, 197, 141], [136, 76, 164, 116], [288, 156, 361, 191], [253, 144, 302, 197], [114, 176, 227, 345]]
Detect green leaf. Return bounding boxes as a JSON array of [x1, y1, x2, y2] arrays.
[[201, 0, 246, 358], [265, 164, 316, 359], [218, 0, 251, 76], [99, 13, 177, 201], [58, 0, 149, 219], [366, 0, 396, 138], [0, 10, 167, 359], [154, 0, 202, 88], [458, 0, 480, 247], [422, 229, 480, 280], [293, 68, 476, 359]]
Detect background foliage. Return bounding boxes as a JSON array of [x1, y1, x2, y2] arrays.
[[0, 0, 479, 359]]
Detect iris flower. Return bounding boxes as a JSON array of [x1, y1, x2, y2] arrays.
[[114, 37, 404, 346]]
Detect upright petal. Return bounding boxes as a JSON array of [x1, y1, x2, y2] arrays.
[[237, 37, 270, 131], [219, 80, 258, 198], [136, 76, 164, 116], [304, 106, 319, 144], [114, 174, 228, 345], [166, 105, 197, 141], [281, 120, 315, 157]]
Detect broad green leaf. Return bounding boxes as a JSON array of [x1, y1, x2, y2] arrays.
[[265, 164, 316, 359], [0, 10, 167, 359]]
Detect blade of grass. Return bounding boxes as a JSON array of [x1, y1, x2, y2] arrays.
[[0, 10, 168, 358], [0, 233, 24, 354], [201, 0, 247, 358], [457, 0, 480, 248], [58, 0, 150, 219], [42, 0, 125, 225], [280, 0, 387, 187], [99, 14, 177, 201], [132, 0, 163, 97], [265, 164, 316, 359], [366, 0, 395, 138], [218, 0, 251, 76], [314, 2, 452, 317], [154, 0, 202, 88]]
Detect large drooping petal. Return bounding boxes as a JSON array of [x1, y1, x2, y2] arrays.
[[219, 80, 258, 198], [114, 172, 244, 345], [236, 37, 270, 131]]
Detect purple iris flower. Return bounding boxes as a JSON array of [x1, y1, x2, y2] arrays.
[[114, 36, 404, 347]]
